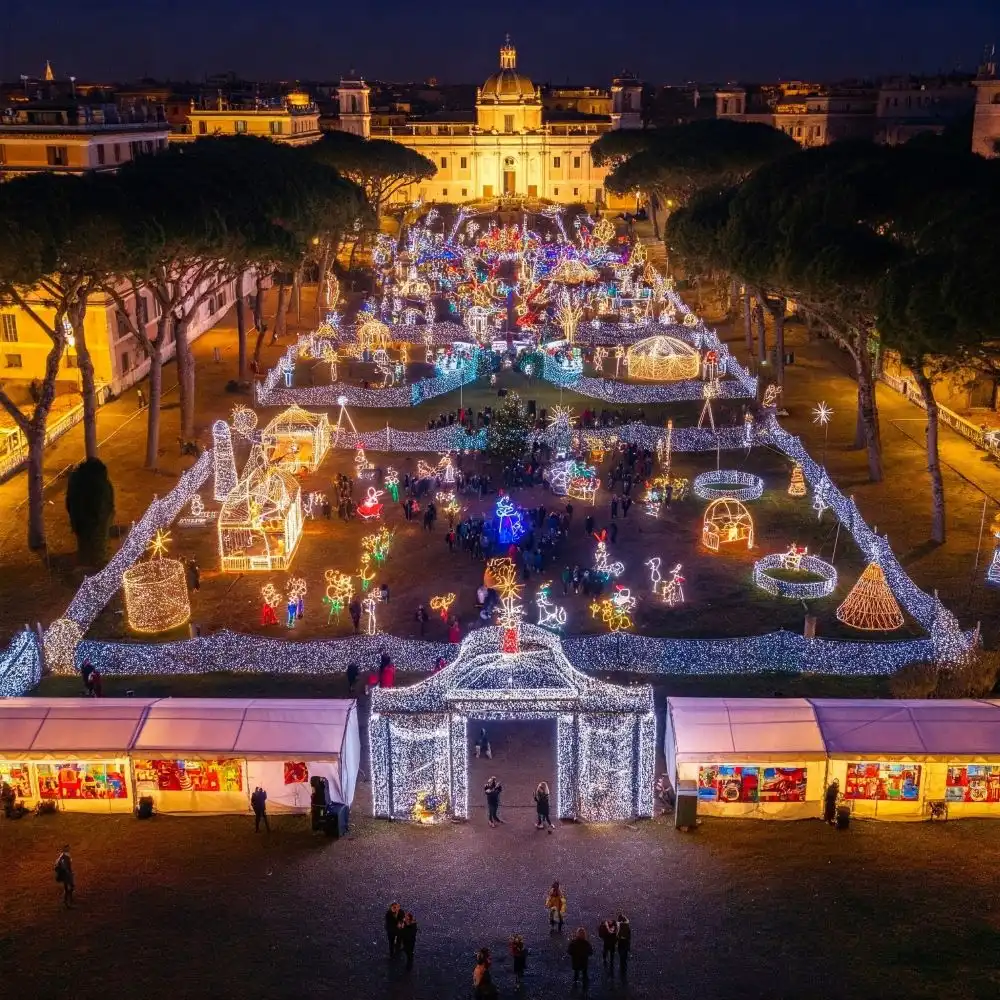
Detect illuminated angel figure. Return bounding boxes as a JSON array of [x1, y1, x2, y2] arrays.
[[535, 582, 567, 631], [323, 570, 354, 623], [762, 384, 782, 409], [646, 557, 663, 593], [662, 564, 685, 606], [385, 467, 400, 503], [361, 594, 379, 636], [430, 593, 456, 622], [358, 553, 375, 592], [357, 487, 385, 521]]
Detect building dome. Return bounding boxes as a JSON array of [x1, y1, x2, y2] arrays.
[[479, 38, 538, 104]]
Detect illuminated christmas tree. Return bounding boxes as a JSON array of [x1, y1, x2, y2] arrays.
[[787, 464, 806, 497], [836, 561, 904, 631]]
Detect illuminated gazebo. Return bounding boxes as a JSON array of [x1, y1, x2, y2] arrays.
[[218, 465, 303, 572], [625, 334, 700, 382], [261, 405, 331, 473], [370, 625, 654, 823], [702, 497, 755, 552]]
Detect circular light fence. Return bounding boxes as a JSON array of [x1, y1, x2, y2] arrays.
[[753, 553, 838, 600], [693, 470, 765, 502]]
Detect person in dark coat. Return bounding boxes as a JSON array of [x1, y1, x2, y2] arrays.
[[346, 662, 360, 695], [616, 913, 631, 977], [54, 845, 74, 908], [598, 917, 618, 969], [484, 776, 503, 827], [534, 781, 554, 832], [399, 912, 418, 970], [250, 786, 269, 832], [567, 927, 594, 991], [384, 902, 404, 956], [349, 597, 362, 633]]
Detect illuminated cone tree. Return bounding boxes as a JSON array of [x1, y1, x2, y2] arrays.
[[836, 561, 904, 632], [787, 464, 806, 497]]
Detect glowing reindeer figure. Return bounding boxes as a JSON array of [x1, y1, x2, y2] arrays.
[[535, 582, 568, 631]]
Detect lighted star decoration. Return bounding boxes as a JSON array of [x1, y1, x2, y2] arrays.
[[812, 402, 833, 426], [547, 405, 577, 430], [147, 529, 171, 559]]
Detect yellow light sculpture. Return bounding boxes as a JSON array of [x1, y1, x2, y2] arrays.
[[555, 293, 584, 345], [122, 529, 192, 634], [261, 405, 331, 473], [430, 593, 456, 621], [218, 464, 303, 572], [358, 553, 375, 592], [590, 587, 636, 632], [323, 570, 354, 622], [625, 335, 701, 382], [788, 464, 807, 497], [702, 498, 755, 552], [630, 241, 647, 267], [836, 562, 904, 631], [356, 317, 391, 353], [592, 217, 615, 246], [44, 618, 83, 674]]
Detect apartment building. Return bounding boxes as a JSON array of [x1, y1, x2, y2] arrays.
[[172, 92, 322, 146], [972, 59, 1000, 157]]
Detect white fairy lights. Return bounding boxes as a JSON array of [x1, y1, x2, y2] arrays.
[[702, 498, 755, 552], [122, 530, 192, 635], [212, 420, 238, 501], [693, 470, 765, 502], [753, 547, 838, 600]]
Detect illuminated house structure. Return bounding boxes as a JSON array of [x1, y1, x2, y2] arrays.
[[370, 624, 655, 823], [335, 38, 642, 207], [261, 405, 331, 473], [218, 463, 303, 572]]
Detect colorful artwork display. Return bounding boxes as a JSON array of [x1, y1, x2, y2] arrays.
[[134, 759, 243, 793], [945, 765, 1000, 803], [284, 761, 309, 785], [0, 763, 32, 798], [37, 762, 129, 800], [844, 762, 921, 801], [697, 765, 807, 803]]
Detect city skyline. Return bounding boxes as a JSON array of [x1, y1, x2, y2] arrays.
[[3, 0, 999, 85]]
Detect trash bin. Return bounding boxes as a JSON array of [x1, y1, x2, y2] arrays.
[[324, 802, 350, 839], [836, 806, 851, 831], [675, 779, 698, 831]]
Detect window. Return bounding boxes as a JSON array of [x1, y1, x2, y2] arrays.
[[1, 314, 17, 343], [120, 351, 132, 373], [440, 156, 447, 168], [350, 95, 358, 114], [442, 188, 448, 196], [137, 297, 149, 326], [0, 144, 6, 165], [150, 296, 162, 319], [96, 144, 106, 165], [573, 187, 579, 196], [270, 121, 283, 135], [573, 156, 581, 169], [235, 120, 248, 134], [461, 188, 468, 197], [553, 156, 561, 168], [504, 114, 514, 133], [115, 310, 130, 338], [65, 353, 79, 369], [553, 187, 559, 196], [795, 126, 802, 137], [4, 354, 23, 369], [198, 121, 207, 135], [460, 156, 467, 169], [114, 143, 121, 162], [46, 145, 69, 167]]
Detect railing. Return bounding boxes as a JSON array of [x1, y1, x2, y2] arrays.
[[880, 370, 1000, 461]]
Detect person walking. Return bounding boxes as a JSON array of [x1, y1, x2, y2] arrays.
[[568, 927, 594, 991], [616, 913, 631, 977], [250, 786, 269, 832], [399, 912, 418, 970], [473, 947, 496, 998], [349, 596, 362, 633], [475, 727, 492, 759], [545, 881, 566, 930], [610, 496, 618, 519], [509, 933, 527, 991], [484, 776, 504, 827], [534, 781, 554, 832], [560, 565, 571, 596], [384, 902, 404, 957], [54, 845, 74, 908], [598, 917, 618, 970], [346, 662, 360, 695]]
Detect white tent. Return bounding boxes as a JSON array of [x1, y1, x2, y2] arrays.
[[0, 698, 158, 813], [131, 698, 360, 814], [814, 699, 1000, 820], [664, 698, 827, 818], [0, 697, 360, 817]]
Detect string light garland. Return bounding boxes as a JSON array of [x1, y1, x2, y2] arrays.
[[230, 404, 258, 441], [693, 470, 765, 502], [754, 546, 838, 600], [590, 586, 637, 632], [702, 498, 755, 552], [661, 564, 686, 606], [122, 529, 192, 635], [323, 570, 354, 623], [212, 420, 238, 501], [176, 494, 215, 528], [535, 582, 568, 631], [836, 561, 905, 632]]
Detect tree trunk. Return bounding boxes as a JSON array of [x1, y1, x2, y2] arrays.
[[855, 337, 883, 482], [175, 318, 196, 440], [26, 423, 47, 551], [913, 365, 945, 543], [742, 288, 753, 354], [144, 350, 163, 469], [766, 296, 786, 387], [648, 196, 661, 240], [253, 274, 265, 332], [728, 279, 740, 321], [235, 294, 248, 382], [317, 246, 332, 317], [753, 294, 766, 364], [69, 297, 99, 459], [273, 279, 291, 341]]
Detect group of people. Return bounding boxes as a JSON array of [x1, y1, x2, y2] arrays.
[[383, 901, 419, 969]]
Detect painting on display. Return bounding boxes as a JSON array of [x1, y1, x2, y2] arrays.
[[133, 759, 243, 793], [283, 761, 309, 785], [945, 765, 1000, 803], [0, 763, 32, 798], [844, 762, 921, 801], [36, 762, 128, 800], [697, 765, 807, 804]]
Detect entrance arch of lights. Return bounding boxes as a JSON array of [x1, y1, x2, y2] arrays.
[[369, 624, 654, 824]]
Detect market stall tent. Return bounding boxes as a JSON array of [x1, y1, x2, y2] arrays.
[[664, 698, 827, 819], [0, 698, 360, 817], [813, 699, 1000, 821], [0, 698, 157, 813]]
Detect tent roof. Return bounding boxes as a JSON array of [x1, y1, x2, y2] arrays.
[[0, 697, 355, 760], [667, 698, 828, 763], [811, 699, 1000, 757]]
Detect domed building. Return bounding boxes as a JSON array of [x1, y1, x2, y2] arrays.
[[336, 37, 642, 207]]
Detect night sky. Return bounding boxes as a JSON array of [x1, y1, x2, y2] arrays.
[[3, 0, 999, 85]]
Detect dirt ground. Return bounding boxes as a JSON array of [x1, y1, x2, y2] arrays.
[[1, 701, 998, 1000]]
